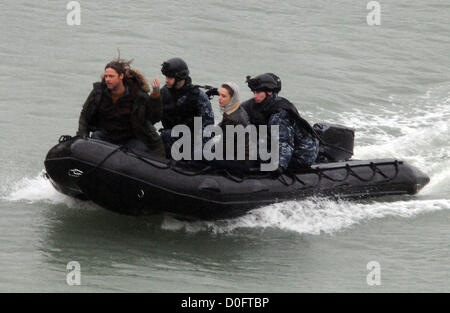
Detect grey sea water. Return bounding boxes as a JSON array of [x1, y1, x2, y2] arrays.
[[0, 0, 449, 292]]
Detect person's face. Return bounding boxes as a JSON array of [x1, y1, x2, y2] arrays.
[[104, 68, 124, 91], [165, 77, 185, 89], [253, 91, 268, 103], [165, 77, 176, 88], [218, 87, 231, 107]]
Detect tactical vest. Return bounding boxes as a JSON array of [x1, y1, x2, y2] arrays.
[[161, 83, 201, 130], [245, 96, 317, 138]]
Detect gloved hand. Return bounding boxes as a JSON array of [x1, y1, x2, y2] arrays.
[[151, 78, 160, 95], [151, 85, 160, 95], [205, 88, 219, 98]]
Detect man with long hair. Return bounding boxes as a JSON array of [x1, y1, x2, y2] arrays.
[[77, 57, 165, 157]]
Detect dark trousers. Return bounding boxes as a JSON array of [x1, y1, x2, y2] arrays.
[[90, 131, 153, 155]]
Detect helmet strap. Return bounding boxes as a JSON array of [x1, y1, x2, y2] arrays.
[[175, 78, 185, 90]]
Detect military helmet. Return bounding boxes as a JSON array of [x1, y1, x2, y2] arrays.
[[161, 57, 189, 80], [246, 73, 281, 93]]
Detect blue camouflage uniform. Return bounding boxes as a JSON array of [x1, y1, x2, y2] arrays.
[[242, 94, 319, 170], [268, 109, 319, 170]]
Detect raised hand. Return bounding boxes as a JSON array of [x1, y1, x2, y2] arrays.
[[151, 78, 160, 94]]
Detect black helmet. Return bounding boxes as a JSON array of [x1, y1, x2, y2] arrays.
[[246, 73, 281, 93], [161, 57, 189, 80]]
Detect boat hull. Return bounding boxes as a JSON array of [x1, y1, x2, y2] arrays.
[[44, 138, 430, 220]]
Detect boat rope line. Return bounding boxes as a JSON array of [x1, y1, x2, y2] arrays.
[[171, 162, 214, 176], [277, 173, 296, 186], [310, 161, 400, 185], [293, 174, 306, 185], [58, 136, 400, 185], [345, 163, 376, 182], [82, 145, 127, 177], [317, 166, 351, 183], [222, 170, 245, 183], [374, 160, 399, 181], [125, 147, 172, 170]]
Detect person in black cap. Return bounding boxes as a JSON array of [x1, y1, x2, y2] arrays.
[[241, 73, 320, 173], [76, 57, 165, 157], [159, 57, 214, 158]]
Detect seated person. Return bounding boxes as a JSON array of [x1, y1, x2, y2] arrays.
[[76, 58, 165, 157], [241, 73, 320, 174], [214, 82, 253, 170], [159, 57, 214, 159]]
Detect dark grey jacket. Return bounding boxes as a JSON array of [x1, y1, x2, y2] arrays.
[[219, 106, 250, 161], [77, 80, 165, 156]]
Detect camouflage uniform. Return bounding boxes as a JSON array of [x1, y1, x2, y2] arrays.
[[268, 109, 319, 170], [242, 95, 319, 170]]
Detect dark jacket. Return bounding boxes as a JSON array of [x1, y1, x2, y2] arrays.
[[160, 77, 214, 131], [77, 79, 165, 156], [241, 95, 319, 169], [218, 106, 250, 161], [160, 77, 214, 156]]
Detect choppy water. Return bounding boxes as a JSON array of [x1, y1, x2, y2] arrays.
[[0, 0, 449, 292]]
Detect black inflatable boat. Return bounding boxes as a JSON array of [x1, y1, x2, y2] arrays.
[[44, 135, 430, 220]]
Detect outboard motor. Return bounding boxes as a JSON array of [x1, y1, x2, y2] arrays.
[[313, 123, 354, 162]]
